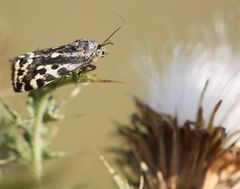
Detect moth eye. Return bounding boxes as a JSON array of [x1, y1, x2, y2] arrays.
[[72, 40, 79, 46], [96, 49, 104, 57]]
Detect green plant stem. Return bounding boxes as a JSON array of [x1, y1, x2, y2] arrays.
[[30, 73, 97, 179], [32, 93, 49, 179], [29, 73, 83, 179]]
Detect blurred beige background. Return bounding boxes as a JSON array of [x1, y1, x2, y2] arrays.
[[0, 0, 240, 188]]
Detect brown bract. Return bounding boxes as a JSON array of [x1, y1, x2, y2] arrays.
[[116, 99, 240, 189]]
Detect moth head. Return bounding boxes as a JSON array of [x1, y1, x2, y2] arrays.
[[95, 45, 106, 58], [93, 26, 122, 59]]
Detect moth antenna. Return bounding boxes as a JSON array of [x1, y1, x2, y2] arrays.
[[101, 42, 114, 47], [113, 12, 125, 25], [101, 26, 122, 46], [100, 13, 124, 46]]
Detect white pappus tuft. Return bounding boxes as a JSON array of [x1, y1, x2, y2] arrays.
[[133, 20, 240, 139]]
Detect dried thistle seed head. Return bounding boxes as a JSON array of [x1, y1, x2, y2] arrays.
[[117, 99, 240, 189], [115, 20, 240, 189], [132, 20, 240, 144]]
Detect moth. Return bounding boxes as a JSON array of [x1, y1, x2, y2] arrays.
[[10, 27, 121, 92]]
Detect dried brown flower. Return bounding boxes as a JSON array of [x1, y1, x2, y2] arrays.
[[117, 99, 240, 189]]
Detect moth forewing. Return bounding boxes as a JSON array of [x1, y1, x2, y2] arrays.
[[10, 26, 120, 92], [10, 40, 103, 92]]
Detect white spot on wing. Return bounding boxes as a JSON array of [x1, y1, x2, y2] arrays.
[[30, 79, 38, 89], [51, 52, 60, 58], [13, 60, 20, 87], [18, 62, 31, 82], [30, 74, 45, 89], [27, 59, 33, 64], [27, 52, 35, 58], [14, 59, 20, 70], [37, 65, 44, 70]]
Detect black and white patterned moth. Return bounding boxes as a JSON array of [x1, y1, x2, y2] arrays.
[[10, 27, 121, 92]]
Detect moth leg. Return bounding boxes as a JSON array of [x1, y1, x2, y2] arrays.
[[74, 64, 97, 87], [77, 64, 97, 75], [85, 64, 97, 72]]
